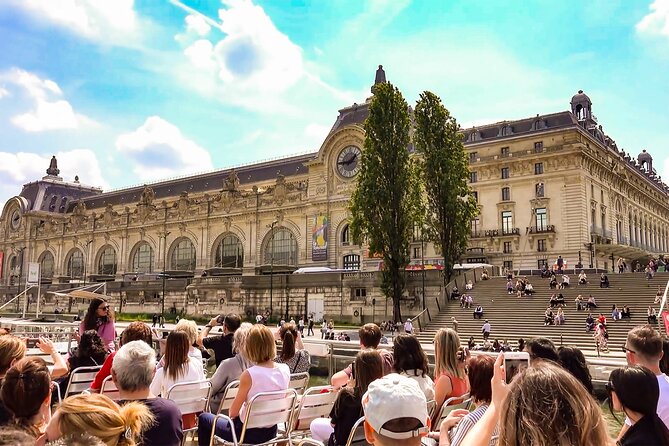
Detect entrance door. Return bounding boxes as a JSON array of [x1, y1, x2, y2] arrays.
[[307, 293, 324, 322]]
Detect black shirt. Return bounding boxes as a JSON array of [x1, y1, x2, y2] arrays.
[[203, 333, 234, 367], [329, 389, 363, 446], [619, 415, 669, 446], [120, 398, 183, 446]]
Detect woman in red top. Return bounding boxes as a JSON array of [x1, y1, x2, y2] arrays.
[[433, 328, 469, 416]]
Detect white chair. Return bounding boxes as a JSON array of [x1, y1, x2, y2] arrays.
[[210, 388, 298, 446], [434, 393, 472, 427], [289, 372, 310, 395], [217, 380, 240, 414], [64, 365, 102, 398], [100, 375, 120, 401], [426, 399, 437, 419], [297, 440, 325, 446], [166, 379, 212, 445], [289, 385, 339, 440], [344, 416, 370, 446]]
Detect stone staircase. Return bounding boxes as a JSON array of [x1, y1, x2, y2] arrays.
[[416, 272, 669, 359]]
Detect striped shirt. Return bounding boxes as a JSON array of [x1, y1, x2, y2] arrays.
[[449, 403, 499, 446]]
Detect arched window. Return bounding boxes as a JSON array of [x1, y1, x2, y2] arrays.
[[8, 255, 19, 285], [264, 228, 298, 266], [40, 251, 54, 279], [214, 235, 243, 268], [341, 224, 350, 245], [343, 254, 360, 270], [131, 243, 154, 273], [171, 239, 196, 271], [97, 246, 117, 275], [67, 250, 84, 278]]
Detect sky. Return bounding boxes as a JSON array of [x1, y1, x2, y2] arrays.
[[0, 0, 668, 205]]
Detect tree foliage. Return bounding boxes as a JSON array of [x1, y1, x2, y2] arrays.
[[350, 82, 422, 322], [414, 91, 478, 283]]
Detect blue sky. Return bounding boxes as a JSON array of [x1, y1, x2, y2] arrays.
[[0, 0, 668, 204]]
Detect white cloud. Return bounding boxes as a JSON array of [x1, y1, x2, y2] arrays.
[[0, 86, 9, 98], [5, 0, 138, 44], [184, 39, 216, 70], [0, 149, 108, 203], [186, 14, 211, 36], [0, 68, 97, 132], [115, 116, 214, 181], [637, 0, 669, 38]]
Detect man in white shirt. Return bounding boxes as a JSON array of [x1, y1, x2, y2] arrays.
[[481, 320, 491, 341], [404, 318, 413, 334], [619, 325, 669, 441]]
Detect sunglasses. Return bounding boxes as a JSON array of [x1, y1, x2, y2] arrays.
[[98, 306, 110, 311], [605, 382, 615, 393], [621, 345, 636, 354]]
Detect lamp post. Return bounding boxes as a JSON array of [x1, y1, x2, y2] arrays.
[[16, 247, 25, 314], [268, 220, 278, 319], [421, 228, 426, 311], [161, 231, 171, 317]]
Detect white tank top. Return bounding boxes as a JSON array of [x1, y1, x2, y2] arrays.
[[240, 363, 290, 423]]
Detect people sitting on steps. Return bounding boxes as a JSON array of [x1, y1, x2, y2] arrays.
[[648, 306, 658, 324], [600, 273, 610, 288], [549, 274, 558, 290], [586, 313, 596, 332], [622, 305, 632, 319], [587, 294, 598, 310], [575, 294, 584, 311], [579, 270, 588, 285], [473, 305, 484, 319], [612, 305, 622, 321], [559, 274, 570, 289], [450, 286, 460, 301]]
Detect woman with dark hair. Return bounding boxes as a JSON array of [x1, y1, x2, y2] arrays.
[[150, 331, 204, 397], [558, 346, 593, 394], [310, 349, 384, 445], [56, 330, 108, 400], [392, 334, 434, 400], [274, 322, 310, 374], [608, 366, 669, 445], [1, 357, 52, 437], [80, 298, 116, 351]]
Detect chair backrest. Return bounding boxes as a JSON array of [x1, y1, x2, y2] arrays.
[[100, 375, 120, 401], [166, 380, 212, 416], [291, 385, 339, 432], [436, 393, 473, 426], [344, 416, 370, 446], [297, 440, 325, 446], [65, 366, 102, 398], [289, 372, 310, 395], [426, 399, 437, 419], [216, 380, 240, 414], [239, 388, 298, 443]]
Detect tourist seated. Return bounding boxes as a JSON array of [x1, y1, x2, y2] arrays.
[[198, 325, 290, 446], [656, 286, 663, 304], [468, 337, 476, 350], [575, 295, 584, 311], [450, 286, 460, 300], [555, 308, 566, 326], [208, 323, 252, 413], [560, 274, 570, 289], [506, 279, 514, 294], [505, 268, 513, 280], [600, 273, 610, 288], [540, 263, 550, 278], [526, 337, 559, 362], [481, 268, 490, 280], [621, 305, 632, 319], [578, 270, 588, 285], [492, 339, 501, 352], [150, 331, 205, 397], [597, 313, 607, 326], [112, 340, 183, 446], [433, 329, 469, 414], [586, 313, 596, 331], [460, 294, 467, 308], [466, 295, 473, 308], [646, 265, 655, 280], [310, 349, 384, 444], [56, 329, 109, 400], [544, 308, 554, 326], [587, 295, 598, 309], [275, 323, 311, 374], [557, 346, 593, 394], [173, 318, 203, 362], [392, 335, 435, 400], [549, 294, 558, 308], [648, 306, 658, 324], [524, 282, 534, 295], [612, 305, 622, 321], [516, 338, 526, 352], [515, 279, 524, 292], [549, 274, 558, 289], [556, 293, 565, 306], [473, 305, 484, 319], [465, 280, 473, 290]]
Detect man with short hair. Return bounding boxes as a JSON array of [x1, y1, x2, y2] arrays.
[[481, 320, 491, 341], [197, 313, 241, 367], [330, 323, 393, 387], [619, 325, 669, 440], [112, 341, 183, 446], [362, 373, 430, 446]]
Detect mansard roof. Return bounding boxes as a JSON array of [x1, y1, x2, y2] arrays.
[[461, 112, 579, 144]]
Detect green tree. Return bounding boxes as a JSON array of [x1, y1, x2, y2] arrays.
[[414, 91, 478, 284], [350, 82, 421, 323]]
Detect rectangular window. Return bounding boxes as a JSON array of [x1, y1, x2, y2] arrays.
[[472, 191, 478, 202], [534, 141, 543, 152], [538, 259, 548, 269], [343, 254, 361, 270], [471, 218, 480, 236], [503, 241, 512, 254], [501, 167, 509, 179], [413, 247, 421, 259], [535, 208, 547, 231], [412, 224, 422, 242], [353, 288, 367, 299], [502, 211, 513, 234], [535, 182, 545, 197], [537, 239, 547, 252], [469, 152, 478, 163], [501, 187, 510, 201], [501, 147, 510, 157], [503, 260, 513, 271], [470, 171, 478, 183], [534, 163, 544, 175]]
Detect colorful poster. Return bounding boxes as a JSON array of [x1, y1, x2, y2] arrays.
[[0, 251, 3, 279], [312, 215, 329, 261]]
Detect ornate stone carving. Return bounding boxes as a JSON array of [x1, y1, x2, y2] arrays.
[[223, 217, 232, 232], [102, 204, 119, 227], [67, 202, 88, 232], [139, 185, 155, 206], [224, 171, 240, 192], [172, 192, 192, 219]]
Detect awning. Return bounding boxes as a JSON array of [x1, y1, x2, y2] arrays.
[[592, 243, 649, 260], [50, 290, 112, 301]]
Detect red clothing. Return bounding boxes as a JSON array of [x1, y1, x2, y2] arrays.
[[436, 370, 468, 401], [598, 315, 607, 325], [91, 351, 116, 391]]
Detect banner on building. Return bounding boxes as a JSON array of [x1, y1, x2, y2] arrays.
[[0, 251, 3, 279], [27, 262, 40, 284], [312, 215, 329, 261], [662, 311, 669, 335]]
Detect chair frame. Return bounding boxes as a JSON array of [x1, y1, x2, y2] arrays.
[[64, 365, 103, 398], [210, 388, 298, 446], [434, 393, 473, 427], [100, 375, 120, 401], [166, 379, 212, 445], [288, 371, 310, 395], [289, 385, 338, 440], [297, 440, 325, 446], [344, 416, 368, 446], [216, 380, 241, 414]]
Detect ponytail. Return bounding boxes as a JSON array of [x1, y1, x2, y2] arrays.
[[117, 401, 155, 446], [280, 324, 297, 361]]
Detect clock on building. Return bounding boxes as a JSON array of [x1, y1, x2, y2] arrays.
[[10, 210, 21, 230], [336, 146, 362, 178]]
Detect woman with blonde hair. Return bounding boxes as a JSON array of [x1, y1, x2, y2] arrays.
[[209, 322, 253, 412], [458, 356, 611, 446], [150, 331, 204, 397], [433, 328, 469, 413], [43, 393, 154, 446], [174, 319, 203, 361], [0, 335, 27, 379]]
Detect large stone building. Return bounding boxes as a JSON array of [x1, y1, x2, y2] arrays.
[[0, 67, 666, 320]]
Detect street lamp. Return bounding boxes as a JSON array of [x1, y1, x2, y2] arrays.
[[16, 247, 26, 314], [268, 220, 278, 319], [161, 231, 171, 317]]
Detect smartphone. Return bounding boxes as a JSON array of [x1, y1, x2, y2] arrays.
[[26, 337, 39, 348], [503, 352, 530, 384]]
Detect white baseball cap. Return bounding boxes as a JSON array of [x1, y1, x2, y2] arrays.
[[362, 373, 430, 439]]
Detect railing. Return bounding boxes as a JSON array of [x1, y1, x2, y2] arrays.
[[527, 225, 556, 234], [411, 307, 431, 333], [484, 229, 499, 237], [470, 230, 484, 238], [617, 236, 628, 245], [501, 227, 520, 236], [590, 225, 602, 235], [603, 230, 612, 239]]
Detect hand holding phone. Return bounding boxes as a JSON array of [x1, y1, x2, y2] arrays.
[[503, 351, 530, 384]]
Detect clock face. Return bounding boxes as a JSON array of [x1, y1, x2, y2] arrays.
[[10, 210, 21, 230], [336, 146, 362, 178]]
